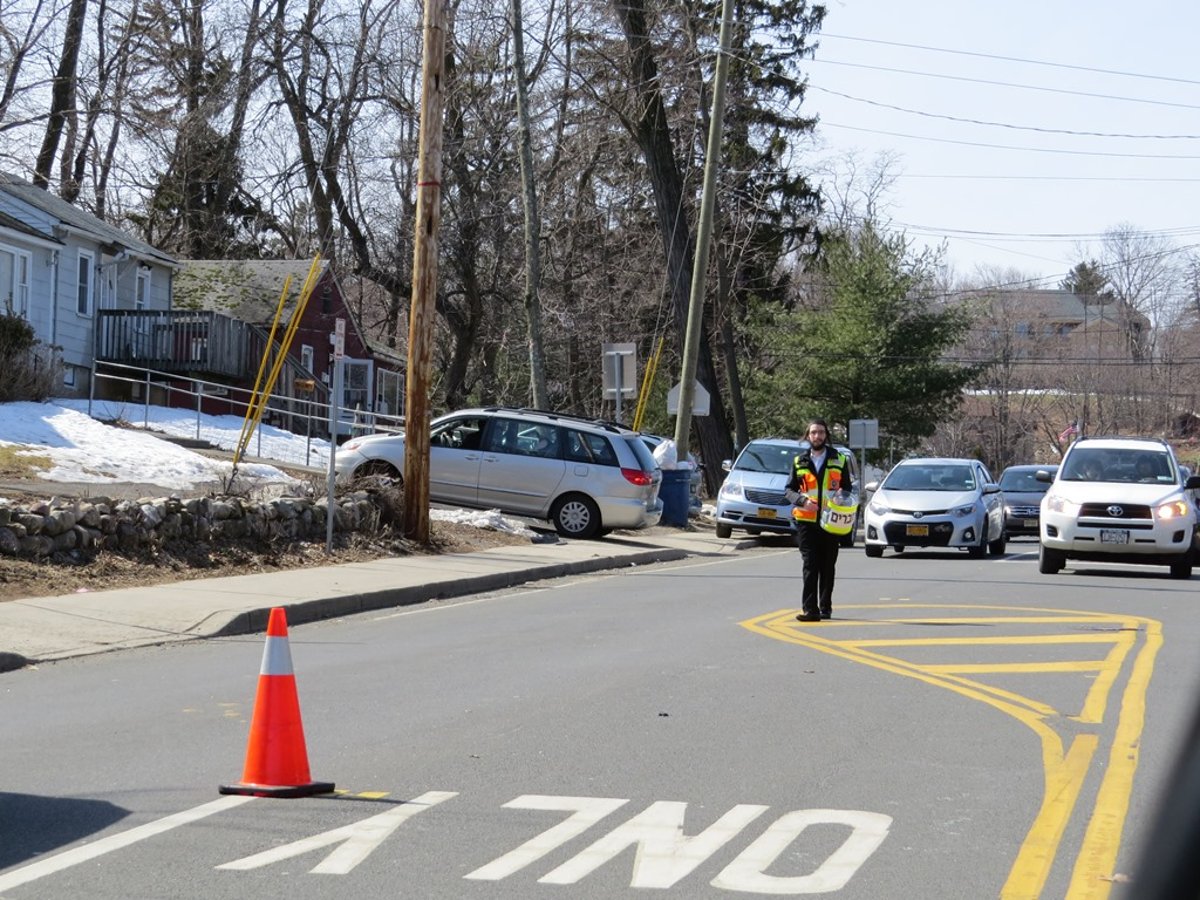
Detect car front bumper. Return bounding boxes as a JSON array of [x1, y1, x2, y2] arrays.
[[864, 512, 984, 549]]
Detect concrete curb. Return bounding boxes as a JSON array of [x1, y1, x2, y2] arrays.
[[206, 546, 690, 636], [0, 546, 692, 671]]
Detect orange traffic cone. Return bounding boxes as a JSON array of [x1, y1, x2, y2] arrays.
[[219, 607, 335, 798]]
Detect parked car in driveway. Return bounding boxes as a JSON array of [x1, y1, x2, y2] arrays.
[[334, 407, 663, 539], [998, 464, 1058, 537], [1037, 436, 1200, 578], [863, 457, 1005, 558], [714, 438, 859, 546]]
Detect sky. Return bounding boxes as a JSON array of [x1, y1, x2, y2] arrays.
[[0, 400, 535, 534], [805, 0, 1200, 287]]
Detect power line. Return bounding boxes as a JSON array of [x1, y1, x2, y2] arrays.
[[819, 122, 1200, 160], [900, 175, 1200, 183], [818, 34, 1200, 88], [808, 84, 1200, 140], [808, 58, 1200, 112]]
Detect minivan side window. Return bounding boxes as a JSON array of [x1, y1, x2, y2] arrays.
[[432, 416, 486, 450], [564, 429, 617, 466], [482, 418, 524, 455]]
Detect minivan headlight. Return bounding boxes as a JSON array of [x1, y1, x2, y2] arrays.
[[719, 481, 744, 499]]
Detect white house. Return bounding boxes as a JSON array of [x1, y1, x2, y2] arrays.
[[0, 172, 178, 393]]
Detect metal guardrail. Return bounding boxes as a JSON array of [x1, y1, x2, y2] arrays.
[[87, 360, 405, 468]]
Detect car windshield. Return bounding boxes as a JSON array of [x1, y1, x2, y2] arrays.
[[1000, 469, 1054, 492], [884, 464, 976, 491], [734, 442, 797, 475], [1063, 448, 1174, 484]]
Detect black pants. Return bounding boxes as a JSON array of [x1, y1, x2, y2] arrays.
[[795, 523, 840, 615]]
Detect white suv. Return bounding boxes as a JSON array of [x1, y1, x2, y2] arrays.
[[1038, 436, 1200, 579]]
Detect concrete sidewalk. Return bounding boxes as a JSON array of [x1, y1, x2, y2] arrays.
[[0, 528, 745, 673]]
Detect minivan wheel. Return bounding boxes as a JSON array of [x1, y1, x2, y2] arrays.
[[1039, 544, 1066, 574], [353, 460, 402, 486], [551, 494, 601, 539], [715, 523, 733, 539], [1169, 549, 1193, 580]]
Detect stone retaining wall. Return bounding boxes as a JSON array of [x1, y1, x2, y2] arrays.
[[0, 491, 386, 558]]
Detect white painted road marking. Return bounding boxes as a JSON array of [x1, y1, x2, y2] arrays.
[[465, 795, 629, 880], [539, 801, 770, 888], [712, 809, 893, 894], [0, 795, 256, 893], [216, 790, 457, 874]]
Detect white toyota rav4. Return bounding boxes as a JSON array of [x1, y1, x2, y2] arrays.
[[1037, 436, 1200, 579]]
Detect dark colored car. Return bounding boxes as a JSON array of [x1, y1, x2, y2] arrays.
[[998, 464, 1057, 538]]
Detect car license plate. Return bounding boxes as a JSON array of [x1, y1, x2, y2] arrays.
[[757, 508, 777, 519], [906, 524, 929, 537], [1023, 519, 1038, 528], [1100, 529, 1129, 544]]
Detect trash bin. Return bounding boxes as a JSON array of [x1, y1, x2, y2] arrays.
[[659, 469, 691, 527]]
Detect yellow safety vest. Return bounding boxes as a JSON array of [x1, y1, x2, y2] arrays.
[[790, 451, 857, 534]]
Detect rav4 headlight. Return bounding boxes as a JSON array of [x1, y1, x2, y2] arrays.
[[1155, 497, 1191, 520], [1044, 494, 1080, 516]]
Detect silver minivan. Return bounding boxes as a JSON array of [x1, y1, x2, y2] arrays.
[[335, 407, 663, 539]]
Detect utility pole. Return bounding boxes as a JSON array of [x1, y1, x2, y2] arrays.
[[402, 0, 448, 543], [673, 0, 734, 461]]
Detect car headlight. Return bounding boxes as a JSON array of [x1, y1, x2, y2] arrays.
[[953, 504, 976, 517], [869, 500, 890, 515], [1044, 494, 1080, 516], [719, 481, 744, 499], [1155, 498, 1190, 520]]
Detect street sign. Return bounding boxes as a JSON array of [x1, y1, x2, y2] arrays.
[[333, 318, 346, 360], [848, 418, 879, 450], [601, 343, 637, 398], [667, 380, 710, 416]]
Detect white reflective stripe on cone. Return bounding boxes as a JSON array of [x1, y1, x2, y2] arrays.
[[259, 635, 295, 676]]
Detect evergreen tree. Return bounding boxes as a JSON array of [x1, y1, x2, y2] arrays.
[[746, 222, 977, 452]]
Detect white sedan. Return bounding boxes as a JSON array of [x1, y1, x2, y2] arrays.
[[863, 457, 1005, 558]]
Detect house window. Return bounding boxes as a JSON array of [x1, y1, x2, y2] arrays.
[[63, 366, 76, 387], [77, 250, 94, 316], [300, 343, 315, 374], [135, 268, 150, 310], [0, 246, 31, 317]]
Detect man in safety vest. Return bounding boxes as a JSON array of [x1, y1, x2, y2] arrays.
[[784, 418, 855, 622]]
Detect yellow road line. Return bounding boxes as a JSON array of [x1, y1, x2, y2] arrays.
[[740, 604, 1162, 900], [1066, 620, 1163, 897], [923, 661, 1107, 675]]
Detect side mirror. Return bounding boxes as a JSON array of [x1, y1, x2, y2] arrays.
[[1185, 475, 1200, 490], [983, 483, 1000, 495], [1035, 470, 1055, 483], [721, 459, 732, 473], [864, 480, 879, 493]]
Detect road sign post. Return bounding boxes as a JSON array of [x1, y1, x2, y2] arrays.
[[602, 342, 637, 424]]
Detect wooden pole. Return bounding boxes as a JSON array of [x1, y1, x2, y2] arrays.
[[402, 0, 448, 543]]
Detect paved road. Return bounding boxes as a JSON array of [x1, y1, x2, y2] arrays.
[[1, 538, 1196, 898]]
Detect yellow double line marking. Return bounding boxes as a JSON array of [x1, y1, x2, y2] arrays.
[[739, 604, 1161, 900]]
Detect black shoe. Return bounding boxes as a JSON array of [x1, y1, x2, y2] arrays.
[[820, 611, 832, 619], [796, 612, 821, 622]]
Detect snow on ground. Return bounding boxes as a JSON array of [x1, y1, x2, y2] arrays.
[[0, 399, 537, 536], [55, 397, 333, 469]]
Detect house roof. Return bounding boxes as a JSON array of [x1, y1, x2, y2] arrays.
[[0, 208, 61, 244], [175, 259, 330, 322], [176, 259, 407, 366], [961, 287, 1135, 326], [0, 171, 177, 267]]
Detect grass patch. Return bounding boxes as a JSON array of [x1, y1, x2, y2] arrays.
[[0, 445, 52, 479]]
